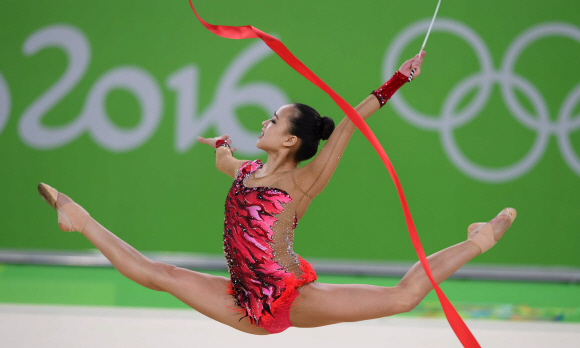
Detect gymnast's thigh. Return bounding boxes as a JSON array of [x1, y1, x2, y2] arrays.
[[157, 265, 269, 335], [289, 281, 409, 328]]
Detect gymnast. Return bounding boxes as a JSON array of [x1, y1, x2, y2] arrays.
[[38, 51, 516, 335]]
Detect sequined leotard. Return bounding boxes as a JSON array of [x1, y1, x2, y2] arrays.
[[223, 159, 317, 329]]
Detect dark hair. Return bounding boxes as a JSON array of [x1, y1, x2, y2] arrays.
[[288, 103, 335, 162]]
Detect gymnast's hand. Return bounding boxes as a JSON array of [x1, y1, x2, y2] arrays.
[[197, 134, 237, 152], [398, 51, 426, 78]]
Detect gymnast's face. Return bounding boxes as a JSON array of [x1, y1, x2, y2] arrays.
[[256, 104, 298, 152]]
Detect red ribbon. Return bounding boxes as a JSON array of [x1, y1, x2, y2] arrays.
[[189, 3, 480, 347]]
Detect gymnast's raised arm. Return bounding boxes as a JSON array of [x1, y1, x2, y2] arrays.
[[293, 52, 425, 198]]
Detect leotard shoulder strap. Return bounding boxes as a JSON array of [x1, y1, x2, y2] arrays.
[[237, 159, 263, 178]]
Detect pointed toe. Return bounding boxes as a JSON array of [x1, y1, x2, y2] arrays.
[[38, 183, 58, 209]]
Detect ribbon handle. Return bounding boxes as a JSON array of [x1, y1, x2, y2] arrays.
[[189, 3, 480, 347]]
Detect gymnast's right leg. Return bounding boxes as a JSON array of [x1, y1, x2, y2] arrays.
[[290, 208, 516, 328], [37, 183, 268, 335]]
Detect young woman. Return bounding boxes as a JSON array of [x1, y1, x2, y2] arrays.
[[38, 51, 516, 335]]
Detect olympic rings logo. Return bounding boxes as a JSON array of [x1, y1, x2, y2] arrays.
[[384, 19, 580, 183]]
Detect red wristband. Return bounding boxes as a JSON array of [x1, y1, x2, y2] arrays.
[[215, 139, 232, 155], [215, 139, 229, 149], [371, 71, 408, 107]]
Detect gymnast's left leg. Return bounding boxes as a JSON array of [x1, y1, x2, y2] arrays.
[[290, 208, 516, 328], [37, 183, 269, 335]]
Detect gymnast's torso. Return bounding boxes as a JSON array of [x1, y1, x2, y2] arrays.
[[223, 159, 317, 325]]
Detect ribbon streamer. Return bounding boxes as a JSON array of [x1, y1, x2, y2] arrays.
[[188, 2, 480, 347]]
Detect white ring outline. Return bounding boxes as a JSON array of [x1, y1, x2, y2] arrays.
[[0, 72, 10, 135], [384, 19, 580, 183], [385, 19, 494, 131]]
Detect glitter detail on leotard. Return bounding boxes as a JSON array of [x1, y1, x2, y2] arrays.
[[223, 160, 316, 327]]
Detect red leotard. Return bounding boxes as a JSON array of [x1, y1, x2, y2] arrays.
[[224, 159, 317, 332]]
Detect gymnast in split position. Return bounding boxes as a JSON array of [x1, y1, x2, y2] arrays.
[[38, 51, 516, 335]]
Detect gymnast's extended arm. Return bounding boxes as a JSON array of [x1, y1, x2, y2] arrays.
[[198, 135, 248, 179], [293, 52, 425, 197]]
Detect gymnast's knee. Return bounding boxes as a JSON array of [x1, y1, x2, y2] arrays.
[[401, 295, 422, 314], [148, 261, 179, 292], [392, 286, 423, 314]]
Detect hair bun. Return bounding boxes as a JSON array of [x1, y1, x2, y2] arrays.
[[319, 116, 335, 140]]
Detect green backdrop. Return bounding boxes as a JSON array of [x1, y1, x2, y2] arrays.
[[1, 1, 579, 267]]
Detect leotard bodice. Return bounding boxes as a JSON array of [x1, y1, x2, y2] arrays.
[[223, 159, 316, 326]]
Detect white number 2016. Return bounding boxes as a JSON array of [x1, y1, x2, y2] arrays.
[[12, 24, 289, 153]]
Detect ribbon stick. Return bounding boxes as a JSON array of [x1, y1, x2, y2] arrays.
[[408, 0, 441, 82], [188, 2, 480, 347]]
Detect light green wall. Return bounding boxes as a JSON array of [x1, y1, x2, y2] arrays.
[[1, 1, 579, 266]]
